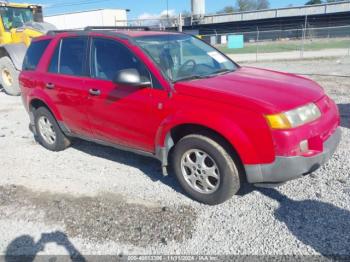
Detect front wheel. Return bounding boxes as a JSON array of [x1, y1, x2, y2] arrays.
[[172, 134, 241, 205], [0, 57, 20, 96]]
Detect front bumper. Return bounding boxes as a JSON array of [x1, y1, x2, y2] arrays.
[[245, 127, 342, 184]]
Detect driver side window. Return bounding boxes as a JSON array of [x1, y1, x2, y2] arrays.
[[90, 38, 150, 82]]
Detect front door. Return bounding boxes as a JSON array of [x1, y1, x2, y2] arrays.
[[85, 37, 161, 152]]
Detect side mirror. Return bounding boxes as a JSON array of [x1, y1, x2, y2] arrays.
[[113, 68, 151, 87]]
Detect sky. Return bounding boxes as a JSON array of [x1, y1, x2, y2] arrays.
[[18, 0, 308, 19]]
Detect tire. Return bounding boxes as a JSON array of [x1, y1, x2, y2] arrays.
[[0, 57, 20, 96], [34, 107, 71, 151], [172, 134, 241, 205]]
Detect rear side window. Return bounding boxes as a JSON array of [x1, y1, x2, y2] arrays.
[[22, 39, 51, 71], [48, 37, 88, 76]]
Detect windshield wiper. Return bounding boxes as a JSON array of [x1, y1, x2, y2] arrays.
[[174, 75, 209, 83], [174, 69, 235, 83], [209, 68, 234, 76]]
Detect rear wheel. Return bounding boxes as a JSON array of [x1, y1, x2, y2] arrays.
[[34, 107, 71, 151], [172, 134, 241, 205], [0, 57, 20, 96]]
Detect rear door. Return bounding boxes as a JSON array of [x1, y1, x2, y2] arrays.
[[40, 36, 92, 137]]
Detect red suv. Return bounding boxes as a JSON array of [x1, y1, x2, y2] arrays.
[[20, 28, 341, 205]]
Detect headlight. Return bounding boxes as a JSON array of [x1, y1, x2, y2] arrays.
[[266, 103, 321, 129]]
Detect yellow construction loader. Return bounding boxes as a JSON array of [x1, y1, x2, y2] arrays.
[[0, 2, 55, 95]]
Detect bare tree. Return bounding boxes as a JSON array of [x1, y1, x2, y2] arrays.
[[217, 6, 236, 14], [256, 0, 270, 9], [305, 0, 322, 4], [235, 0, 270, 12], [235, 0, 255, 11]]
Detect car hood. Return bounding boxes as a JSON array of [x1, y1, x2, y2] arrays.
[[174, 66, 325, 113]]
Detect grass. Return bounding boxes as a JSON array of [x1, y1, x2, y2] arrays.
[[217, 39, 350, 54]]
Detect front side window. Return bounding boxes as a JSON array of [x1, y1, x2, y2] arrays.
[[22, 39, 51, 71], [0, 7, 34, 31], [48, 37, 88, 76], [91, 38, 150, 82], [135, 34, 238, 82]]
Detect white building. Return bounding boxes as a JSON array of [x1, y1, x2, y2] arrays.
[[44, 9, 128, 30]]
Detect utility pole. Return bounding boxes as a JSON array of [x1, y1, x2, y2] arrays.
[[256, 26, 260, 62], [301, 15, 308, 58]]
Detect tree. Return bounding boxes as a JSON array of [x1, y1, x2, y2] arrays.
[[256, 0, 270, 10], [217, 5, 236, 14], [235, 0, 257, 11], [223, 6, 236, 13], [305, 0, 322, 5], [235, 0, 271, 12]]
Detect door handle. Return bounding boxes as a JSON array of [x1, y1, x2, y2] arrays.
[[46, 83, 55, 89], [89, 89, 101, 96]]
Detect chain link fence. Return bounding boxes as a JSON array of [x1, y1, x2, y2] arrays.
[[115, 16, 350, 61], [200, 25, 350, 61]]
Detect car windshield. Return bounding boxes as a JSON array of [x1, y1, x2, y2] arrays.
[[135, 34, 237, 82], [0, 7, 34, 31]]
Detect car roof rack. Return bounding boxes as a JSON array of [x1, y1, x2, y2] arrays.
[[45, 26, 181, 40], [46, 30, 83, 36], [47, 26, 152, 36], [84, 26, 151, 31]]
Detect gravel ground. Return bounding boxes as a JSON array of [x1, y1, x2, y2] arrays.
[[0, 56, 349, 258]]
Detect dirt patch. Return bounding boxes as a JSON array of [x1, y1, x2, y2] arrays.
[[0, 185, 197, 247]]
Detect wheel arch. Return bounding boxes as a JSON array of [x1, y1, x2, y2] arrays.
[[155, 115, 258, 172], [170, 123, 246, 168], [28, 97, 69, 135], [30, 98, 52, 113], [29, 95, 63, 119]]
